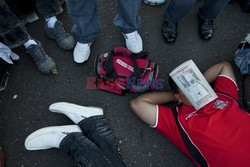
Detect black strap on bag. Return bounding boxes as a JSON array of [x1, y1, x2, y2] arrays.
[[168, 104, 208, 167], [131, 52, 149, 79], [103, 51, 149, 79]]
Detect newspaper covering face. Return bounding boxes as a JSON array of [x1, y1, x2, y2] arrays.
[[169, 60, 217, 110]]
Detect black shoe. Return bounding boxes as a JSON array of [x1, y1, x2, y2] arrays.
[[198, 15, 214, 41], [162, 21, 177, 44]]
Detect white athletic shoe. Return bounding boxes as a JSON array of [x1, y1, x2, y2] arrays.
[[49, 102, 104, 124], [123, 31, 143, 53], [73, 42, 91, 63], [143, 0, 165, 5], [25, 125, 82, 150]]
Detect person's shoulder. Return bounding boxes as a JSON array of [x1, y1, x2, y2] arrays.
[[158, 104, 174, 112]]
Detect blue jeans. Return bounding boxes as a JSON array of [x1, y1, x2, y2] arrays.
[[60, 116, 125, 167], [164, 0, 230, 22], [65, 0, 142, 43]]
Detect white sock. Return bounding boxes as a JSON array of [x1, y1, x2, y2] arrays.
[[24, 39, 38, 49], [46, 16, 57, 28]]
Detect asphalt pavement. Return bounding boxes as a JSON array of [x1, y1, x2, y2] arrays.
[[0, 1, 249, 167]]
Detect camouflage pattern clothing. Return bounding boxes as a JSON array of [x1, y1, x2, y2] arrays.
[[0, 0, 62, 48]]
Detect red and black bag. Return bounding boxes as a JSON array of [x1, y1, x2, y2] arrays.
[[95, 47, 159, 95]]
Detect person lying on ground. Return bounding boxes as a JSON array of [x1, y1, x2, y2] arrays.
[[130, 61, 250, 167], [25, 102, 125, 167]]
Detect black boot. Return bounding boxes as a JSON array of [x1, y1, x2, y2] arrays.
[[197, 15, 214, 41], [162, 20, 177, 44]]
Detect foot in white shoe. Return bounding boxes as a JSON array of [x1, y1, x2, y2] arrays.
[[73, 42, 91, 63], [25, 125, 82, 150], [122, 31, 143, 54], [143, 0, 165, 5], [49, 102, 104, 124]]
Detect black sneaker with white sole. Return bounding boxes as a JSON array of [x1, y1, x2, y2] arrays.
[[44, 21, 76, 50], [26, 40, 57, 74]]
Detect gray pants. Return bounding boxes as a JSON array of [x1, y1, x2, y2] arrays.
[[0, 0, 61, 48], [164, 0, 230, 22]]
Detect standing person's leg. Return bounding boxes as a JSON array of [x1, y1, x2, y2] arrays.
[[25, 125, 113, 167], [198, 0, 230, 20], [114, 0, 143, 54], [0, 0, 30, 48], [36, 0, 76, 50], [0, 0, 56, 74], [49, 102, 126, 167], [65, 0, 101, 63], [162, 0, 196, 43], [197, 0, 230, 41], [36, 0, 63, 18]]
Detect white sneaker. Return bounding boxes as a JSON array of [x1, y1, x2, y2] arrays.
[[123, 31, 143, 53], [73, 42, 91, 63], [24, 125, 82, 150], [143, 0, 165, 5], [49, 102, 104, 124]]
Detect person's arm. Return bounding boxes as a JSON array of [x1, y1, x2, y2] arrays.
[[203, 61, 236, 84], [130, 92, 176, 126]]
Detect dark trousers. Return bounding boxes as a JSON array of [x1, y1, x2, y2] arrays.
[[60, 116, 126, 167], [0, 0, 61, 48], [164, 0, 230, 22]]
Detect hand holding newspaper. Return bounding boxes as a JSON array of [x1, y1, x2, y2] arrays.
[[170, 60, 217, 110]]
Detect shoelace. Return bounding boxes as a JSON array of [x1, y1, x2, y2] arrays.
[[53, 23, 68, 40], [29, 43, 47, 63], [125, 32, 138, 43]]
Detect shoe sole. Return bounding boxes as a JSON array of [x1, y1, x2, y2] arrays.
[[162, 22, 177, 45], [49, 102, 104, 118], [162, 33, 177, 45], [25, 125, 81, 150], [163, 37, 176, 45], [199, 34, 213, 42], [143, 0, 165, 5]]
